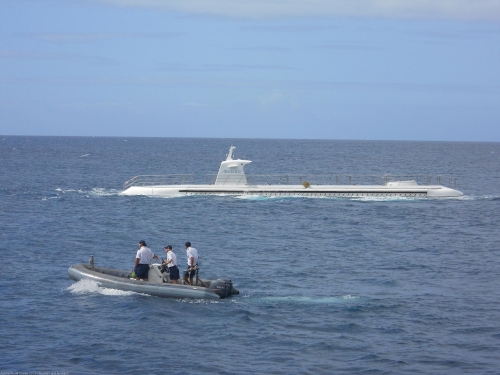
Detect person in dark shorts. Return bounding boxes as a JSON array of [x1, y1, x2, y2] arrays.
[[183, 241, 199, 285], [162, 245, 179, 284], [134, 240, 158, 281]]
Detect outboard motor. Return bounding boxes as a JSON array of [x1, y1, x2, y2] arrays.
[[209, 279, 237, 299]]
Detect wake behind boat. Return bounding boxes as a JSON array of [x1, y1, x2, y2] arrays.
[[122, 146, 463, 198], [68, 256, 239, 300]]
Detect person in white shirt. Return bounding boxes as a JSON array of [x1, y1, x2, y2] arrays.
[[183, 241, 199, 285], [162, 245, 179, 284], [134, 240, 158, 281]]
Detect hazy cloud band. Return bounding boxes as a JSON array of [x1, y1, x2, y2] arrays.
[[99, 0, 500, 21]]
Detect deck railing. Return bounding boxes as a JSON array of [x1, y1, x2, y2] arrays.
[[123, 174, 195, 190], [207, 174, 458, 187], [123, 174, 458, 189]]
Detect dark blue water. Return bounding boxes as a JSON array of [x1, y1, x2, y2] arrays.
[[1, 136, 500, 375]]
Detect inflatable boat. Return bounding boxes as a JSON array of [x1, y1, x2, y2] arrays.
[[68, 256, 239, 300]]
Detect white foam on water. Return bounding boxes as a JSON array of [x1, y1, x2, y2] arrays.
[[42, 196, 61, 201], [89, 188, 121, 197], [55, 188, 86, 194], [233, 195, 280, 201], [351, 196, 424, 202], [66, 279, 137, 296], [234, 192, 464, 202], [53, 187, 121, 197], [458, 194, 500, 201], [260, 295, 360, 304], [232, 194, 428, 202], [149, 194, 184, 199], [176, 298, 224, 304]]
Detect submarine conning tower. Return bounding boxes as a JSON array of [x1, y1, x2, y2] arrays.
[[215, 146, 252, 186]]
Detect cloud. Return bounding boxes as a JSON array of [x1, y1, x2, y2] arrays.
[[155, 62, 293, 72], [316, 43, 387, 51], [0, 49, 116, 65], [240, 25, 328, 33], [225, 47, 290, 52], [179, 102, 210, 107], [14, 32, 181, 44], [99, 0, 500, 21], [258, 89, 300, 108], [1, 76, 498, 95]]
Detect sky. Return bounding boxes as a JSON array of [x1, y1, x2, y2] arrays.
[[0, 0, 499, 141]]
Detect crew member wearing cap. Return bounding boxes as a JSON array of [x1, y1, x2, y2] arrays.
[[183, 241, 199, 285], [134, 240, 158, 281], [162, 245, 179, 284]]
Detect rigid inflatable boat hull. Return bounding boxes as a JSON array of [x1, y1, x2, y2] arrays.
[[68, 263, 238, 300]]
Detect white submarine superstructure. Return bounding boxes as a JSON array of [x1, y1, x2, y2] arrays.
[[122, 146, 463, 198]]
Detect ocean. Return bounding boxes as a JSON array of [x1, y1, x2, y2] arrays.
[[1, 136, 499, 374]]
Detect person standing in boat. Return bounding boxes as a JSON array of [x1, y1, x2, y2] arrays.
[[162, 245, 179, 284], [183, 241, 199, 285], [134, 240, 158, 281]]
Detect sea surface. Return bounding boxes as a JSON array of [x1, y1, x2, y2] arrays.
[[1, 136, 500, 375]]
